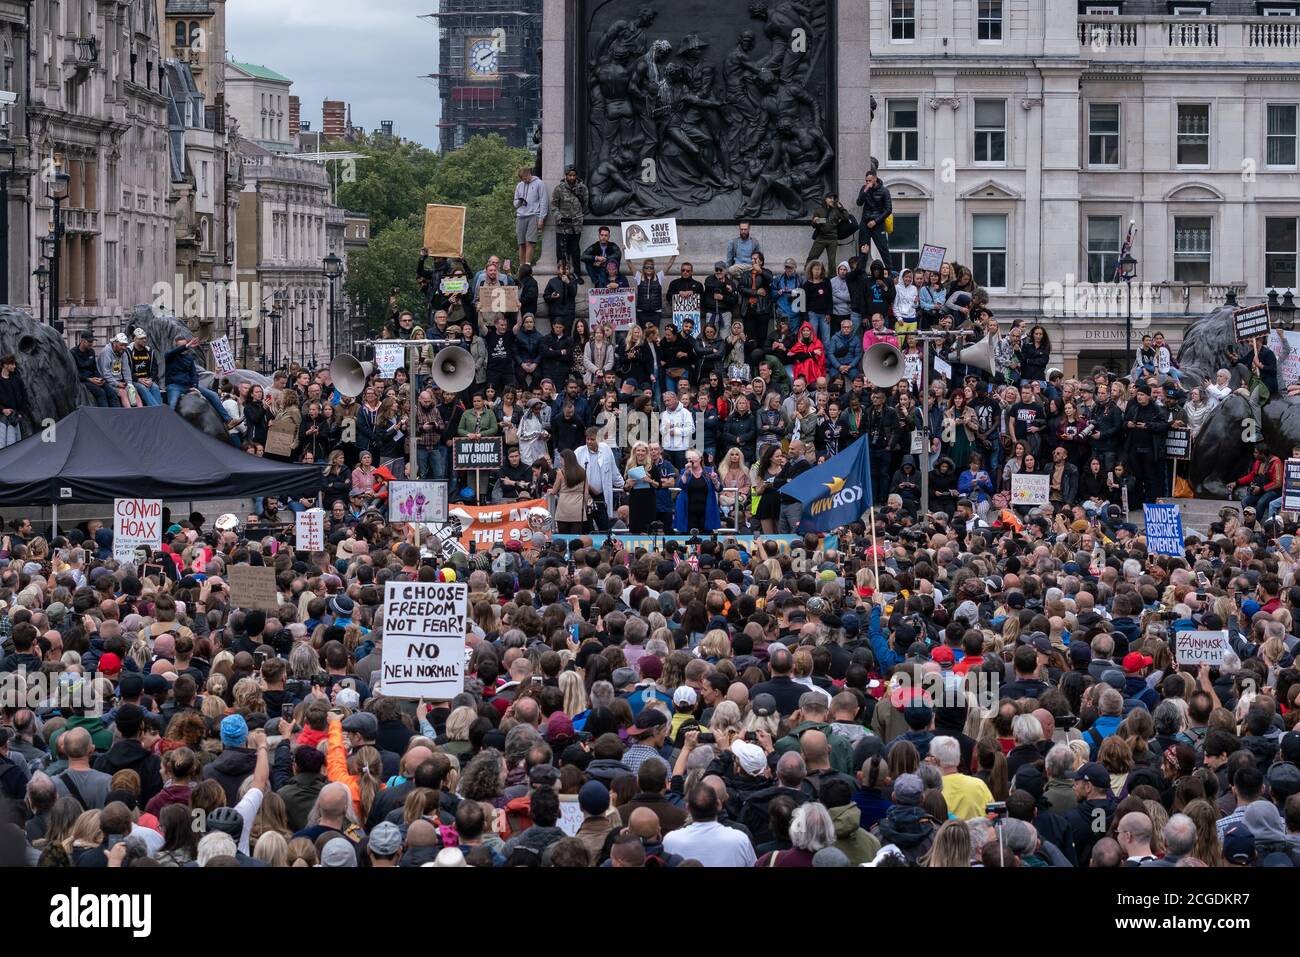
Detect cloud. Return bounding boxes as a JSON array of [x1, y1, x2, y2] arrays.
[[226, 0, 439, 149]]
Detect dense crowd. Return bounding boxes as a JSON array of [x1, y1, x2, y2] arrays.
[[1, 483, 1299, 869]]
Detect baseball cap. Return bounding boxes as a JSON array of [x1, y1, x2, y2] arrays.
[[1280, 731, 1300, 764], [893, 772, 923, 805], [930, 646, 955, 666], [731, 740, 768, 775], [628, 708, 667, 738], [1122, 652, 1153, 674], [579, 780, 610, 815], [672, 686, 698, 708], [341, 711, 378, 738], [367, 821, 403, 856], [1265, 760, 1300, 800], [320, 837, 358, 867], [113, 333, 129, 344], [1100, 668, 1127, 691], [1222, 824, 1255, 865], [751, 693, 778, 718], [713, 260, 727, 270], [611, 667, 637, 688], [1070, 761, 1109, 790], [133, 328, 147, 340], [97, 653, 122, 677]]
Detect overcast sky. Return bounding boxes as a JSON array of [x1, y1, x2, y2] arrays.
[[226, 0, 439, 149]]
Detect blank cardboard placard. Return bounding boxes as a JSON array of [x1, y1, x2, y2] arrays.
[[226, 564, 281, 613], [265, 421, 297, 458], [423, 204, 466, 258]]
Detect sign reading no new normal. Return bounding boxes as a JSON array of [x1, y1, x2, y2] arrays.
[[380, 581, 467, 699]]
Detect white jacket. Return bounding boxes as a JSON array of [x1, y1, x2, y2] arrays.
[[575, 442, 623, 518]]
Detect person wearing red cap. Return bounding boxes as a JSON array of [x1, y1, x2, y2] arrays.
[[96, 652, 123, 680], [1121, 652, 1159, 711]]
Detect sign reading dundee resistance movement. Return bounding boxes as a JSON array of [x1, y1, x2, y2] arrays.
[[581, 0, 837, 222]]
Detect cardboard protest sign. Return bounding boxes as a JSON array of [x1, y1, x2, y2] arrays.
[[389, 481, 449, 523], [380, 581, 467, 699], [1143, 503, 1184, 556], [1233, 303, 1270, 342], [917, 244, 946, 273], [440, 276, 469, 295], [113, 498, 162, 563], [295, 508, 326, 552], [1010, 473, 1049, 506], [226, 564, 281, 612], [1176, 630, 1232, 667], [621, 217, 679, 259], [453, 438, 503, 471], [1164, 429, 1191, 460], [422, 204, 466, 258], [476, 284, 520, 314], [265, 420, 297, 458], [589, 288, 635, 331], [210, 336, 236, 376], [374, 342, 404, 379]]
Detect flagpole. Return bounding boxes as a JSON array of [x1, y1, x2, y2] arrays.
[[869, 505, 880, 584]]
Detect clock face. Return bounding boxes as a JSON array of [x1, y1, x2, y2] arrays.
[[466, 38, 499, 78]]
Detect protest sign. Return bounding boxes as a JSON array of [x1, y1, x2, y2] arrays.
[[422, 204, 466, 258], [452, 498, 549, 550], [453, 437, 503, 471], [904, 353, 923, 391], [265, 420, 297, 458], [1164, 428, 1191, 460], [589, 288, 635, 332], [113, 497, 161, 563], [1010, 473, 1049, 506], [1143, 503, 1185, 556], [374, 342, 404, 379], [917, 244, 947, 273], [1176, 630, 1232, 667], [209, 336, 236, 376], [1233, 302, 1271, 342], [380, 581, 467, 699], [621, 217, 679, 259], [1285, 458, 1300, 510], [226, 564, 281, 612], [388, 481, 449, 523], [295, 508, 326, 552], [422, 521, 468, 560], [439, 276, 469, 295], [1268, 328, 1300, 387], [476, 284, 520, 314], [672, 293, 701, 337], [934, 355, 953, 380]]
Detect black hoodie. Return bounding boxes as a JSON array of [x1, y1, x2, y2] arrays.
[[93, 739, 164, 803], [202, 747, 259, 806], [872, 804, 936, 863]]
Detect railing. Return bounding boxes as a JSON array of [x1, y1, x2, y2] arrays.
[[1078, 16, 1300, 56]]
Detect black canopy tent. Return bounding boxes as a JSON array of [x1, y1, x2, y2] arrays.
[[0, 407, 322, 506]]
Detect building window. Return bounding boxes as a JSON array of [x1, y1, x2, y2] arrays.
[[972, 214, 1007, 289], [1172, 5, 1207, 13], [974, 99, 1006, 163], [1266, 217, 1297, 290], [977, 0, 1003, 41], [1176, 104, 1210, 166], [1086, 217, 1121, 284], [174, 22, 186, 48], [1084, 4, 1119, 12], [887, 100, 919, 163], [105, 241, 117, 299], [1263, 7, 1297, 14], [889, 215, 921, 273], [1174, 217, 1212, 283], [891, 0, 915, 40], [1267, 104, 1297, 167], [1088, 103, 1120, 167]]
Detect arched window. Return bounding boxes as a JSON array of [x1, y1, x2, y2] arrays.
[[175, 21, 187, 49]]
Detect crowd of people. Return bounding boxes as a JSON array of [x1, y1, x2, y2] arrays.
[[1, 469, 1299, 870]]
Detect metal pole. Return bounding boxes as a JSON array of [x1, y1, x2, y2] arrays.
[[0, 170, 9, 306], [408, 342, 418, 480], [919, 336, 931, 521], [328, 279, 336, 360], [1125, 278, 1132, 368], [50, 199, 61, 332], [51, 502, 58, 539]]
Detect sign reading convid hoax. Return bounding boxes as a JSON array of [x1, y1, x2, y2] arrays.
[[1176, 630, 1233, 667], [380, 580, 467, 699], [113, 498, 162, 563]]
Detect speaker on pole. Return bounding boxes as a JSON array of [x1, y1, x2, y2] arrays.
[[330, 354, 374, 398], [430, 346, 475, 394], [862, 342, 904, 388], [954, 336, 997, 375]]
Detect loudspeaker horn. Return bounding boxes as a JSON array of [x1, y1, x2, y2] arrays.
[[431, 346, 475, 394], [330, 354, 374, 398], [955, 336, 997, 375], [862, 342, 904, 388]]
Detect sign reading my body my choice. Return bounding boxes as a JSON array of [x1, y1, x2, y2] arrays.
[[453, 437, 503, 470], [381, 581, 467, 699]]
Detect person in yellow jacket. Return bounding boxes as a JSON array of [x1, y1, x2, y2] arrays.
[[933, 735, 994, 820]]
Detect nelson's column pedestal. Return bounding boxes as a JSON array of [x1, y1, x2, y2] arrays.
[[540, 0, 871, 281]]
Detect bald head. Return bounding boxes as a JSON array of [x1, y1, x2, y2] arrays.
[[1032, 708, 1056, 740], [317, 781, 351, 822], [402, 745, 434, 775], [702, 774, 729, 807], [800, 729, 830, 769], [725, 683, 750, 707], [627, 807, 661, 840], [406, 819, 438, 848], [61, 727, 93, 761], [776, 752, 807, 788], [514, 697, 541, 726]]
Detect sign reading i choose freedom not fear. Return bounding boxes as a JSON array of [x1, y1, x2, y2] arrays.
[[380, 581, 467, 699]]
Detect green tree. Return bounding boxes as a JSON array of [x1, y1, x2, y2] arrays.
[[343, 216, 424, 336]]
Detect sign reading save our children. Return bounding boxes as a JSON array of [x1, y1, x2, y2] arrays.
[[113, 498, 162, 563]]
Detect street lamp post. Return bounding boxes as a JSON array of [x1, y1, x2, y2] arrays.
[[1119, 252, 1138, 366], [32, 265, 48, 322], [323, 253, 343, 358], [0, 145, 16, 307], [44, 170, 70, 334]]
